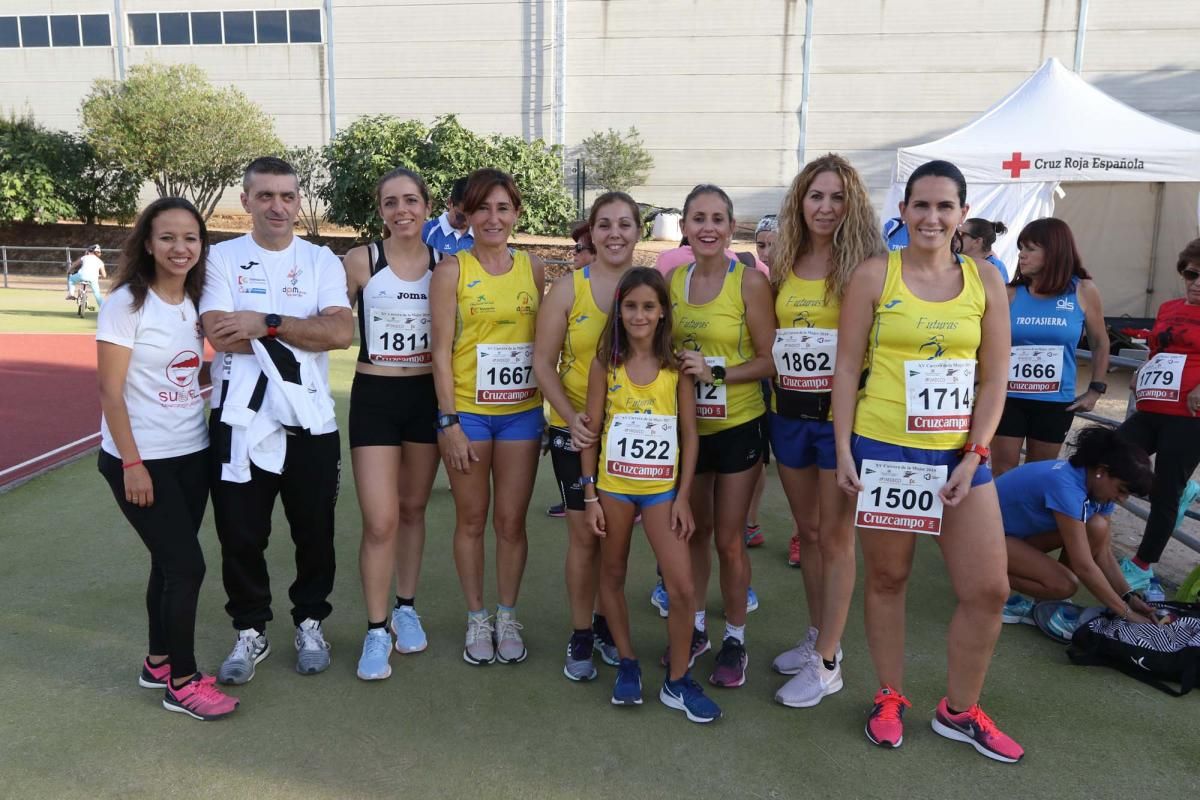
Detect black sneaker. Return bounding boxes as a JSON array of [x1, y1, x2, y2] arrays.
[[660, 627, 711, 669], [592, 614, 619, 666], [709, 637, 748, 688]]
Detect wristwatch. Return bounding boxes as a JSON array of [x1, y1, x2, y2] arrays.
[[264, 313, 282, 339], [580, 475, 597, 486], [962, 442, 991, 461], [709, 364, 726, 387], [437, 413, 460, 430], [1088, 381, 1108, 395]]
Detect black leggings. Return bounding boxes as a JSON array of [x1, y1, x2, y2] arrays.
[[1117, 411, 1200, 564], [99, 449, 209, 680]]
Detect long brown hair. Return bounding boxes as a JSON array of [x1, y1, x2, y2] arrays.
[[1011, 217, 1089, 296], [773, 153, 881, 301], [598, 267, 675, 370], [115, 197, 209, 311]]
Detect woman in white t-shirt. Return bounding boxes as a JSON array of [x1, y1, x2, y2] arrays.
[[96, 197, 238, 721]]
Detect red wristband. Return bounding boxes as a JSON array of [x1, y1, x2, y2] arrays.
[[122, 460, 143, 470]]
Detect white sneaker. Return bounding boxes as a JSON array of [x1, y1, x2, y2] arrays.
[[495, 609, 527, 664], [774, 652, 843, 708], [772, 627, 843, 675]]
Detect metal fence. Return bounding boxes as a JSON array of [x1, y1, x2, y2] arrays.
[[0, 244, 101, 288]]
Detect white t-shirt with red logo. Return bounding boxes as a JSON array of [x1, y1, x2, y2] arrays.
[[199, 234, 350, 435], [96, 285, 208, 460]]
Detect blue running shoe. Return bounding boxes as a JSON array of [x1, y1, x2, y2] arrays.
[[356, 628, 392, 681], [1145, 577, 1166, 603], [660, 673, 722, 723], [1119, 557, 1154, 592], [391, 605, 428, 654], [650, 580, 669, 618], [592, 614, 620, 667], [747, 586, 759, 613], [564, 631, 598, 682], [1032, 601, 1082, 644], [612, 658, 643, 705], [1001, 593, 1035, 625]]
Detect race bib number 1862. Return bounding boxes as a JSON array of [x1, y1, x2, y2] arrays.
[[855, 459, 947, 535]]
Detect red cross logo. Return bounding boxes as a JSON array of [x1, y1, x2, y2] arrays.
[[1002, 152, 1031, 178]]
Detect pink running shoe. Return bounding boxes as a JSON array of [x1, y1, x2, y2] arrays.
[[788, 534, 802, 567], [931, 698, 1024, 763], [139, 659, 217, 689], [163, 675, 239, 720], [865, 686, 911, 748]]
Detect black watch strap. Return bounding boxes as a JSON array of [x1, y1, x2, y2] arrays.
[[1089, 381, 1108, 395], [437, 413, 460, 430]]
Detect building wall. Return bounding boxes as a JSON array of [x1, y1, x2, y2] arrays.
[[1, 1, 1200, 221]]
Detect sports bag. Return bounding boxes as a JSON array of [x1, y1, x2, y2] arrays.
[[1066, 602, 1200, 696]]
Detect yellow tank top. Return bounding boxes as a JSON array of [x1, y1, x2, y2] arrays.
[[670, 261, 765, 434], [598, 363, 680, 496], [772, 270, 840, 416], [548, 267, 608, 428], [854, 250, 986, 449], [451, 249, 542, 415]]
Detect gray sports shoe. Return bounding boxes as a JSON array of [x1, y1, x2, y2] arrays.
[[563, 631, 598, 681], [295, 618, 331, 674], [218, 628, 271, 685], [495, 609, 528, 664], [463, 615, 496, 665], [772, 627, 843, 675], [774, 651, 843, 708]]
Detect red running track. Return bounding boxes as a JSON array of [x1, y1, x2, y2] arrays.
[[0, 333, 101, 487]]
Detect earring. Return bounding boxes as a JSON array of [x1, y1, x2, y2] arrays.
[[1096, 473, 1101, 479]]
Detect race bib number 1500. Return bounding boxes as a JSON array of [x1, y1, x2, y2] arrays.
[[855, 459, 947, 535]]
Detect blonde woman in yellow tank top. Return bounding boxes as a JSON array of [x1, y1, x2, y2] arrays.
[[533, 192, 641, 681], [766, 155, 882, 710], [431, 169, 546, 667], [668, 185, 776, 689], [831, 161, 1024, 762]]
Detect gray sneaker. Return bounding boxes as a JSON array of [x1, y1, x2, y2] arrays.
[[495, 609, 527, 664], [218, 628, 271, 685], [772, 627, 843, 675], [295, 618, 331, 674], [563, 631, 598, 681], [774, 651, 843, 708], [463, 615, 496, 665]]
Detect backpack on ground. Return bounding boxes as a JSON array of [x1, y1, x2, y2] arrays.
[[1066, 602, 1200, 696]]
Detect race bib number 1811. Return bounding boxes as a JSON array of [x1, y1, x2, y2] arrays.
[[855, 459, 947, 535]]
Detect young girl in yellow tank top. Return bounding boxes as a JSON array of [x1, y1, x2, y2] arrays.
[[831, 160, 1024, 763], [577, 268, 721, 723]]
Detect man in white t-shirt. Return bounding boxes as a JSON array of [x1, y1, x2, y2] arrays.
[[199, 156, 353, 685], [66, 244, 107, 306]]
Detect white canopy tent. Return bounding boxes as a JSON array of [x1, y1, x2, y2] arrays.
[[882, 58, 1200, 316]]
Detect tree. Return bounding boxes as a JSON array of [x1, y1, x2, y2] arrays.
[[287, 145, 328, 237], [80, 63, 282, 220], [321, 114, 574, 238], [53, 133, 141, 225], [0, 114, 73, 223], [578, 127, 654, 193]]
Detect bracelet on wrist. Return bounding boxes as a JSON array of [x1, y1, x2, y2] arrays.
[[122, 459, 143, 470], [583, 496, 599, 504]]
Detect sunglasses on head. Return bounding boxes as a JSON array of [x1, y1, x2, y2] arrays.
[[1182, 268, 1200, 283]]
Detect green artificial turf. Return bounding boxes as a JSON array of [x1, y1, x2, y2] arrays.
[[0, 287, 108, 334], [1, 335, 1198, 799]]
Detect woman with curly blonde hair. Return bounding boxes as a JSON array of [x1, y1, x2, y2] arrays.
[[769, 154, 882, 708]]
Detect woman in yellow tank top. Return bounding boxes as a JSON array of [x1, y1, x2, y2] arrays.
[[831, 161, 1023, 762], [667, 185, 776, 690], [766, 155, 882, 710], [576, 268, 721, 721], [533, 192, 641, 681], [431, 168, 546, 667]]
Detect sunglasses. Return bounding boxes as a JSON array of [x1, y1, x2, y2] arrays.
[[1182, 268, 1200, 283], [573, 243, 588, 254]]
